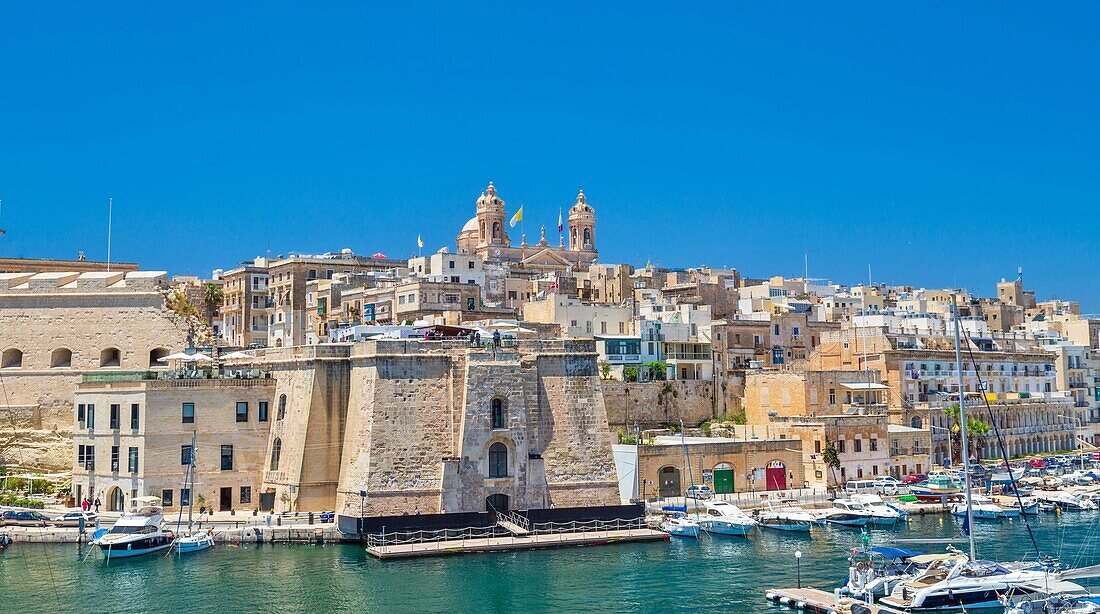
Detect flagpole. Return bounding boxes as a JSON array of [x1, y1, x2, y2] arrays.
[[106, 197, 113, 272]]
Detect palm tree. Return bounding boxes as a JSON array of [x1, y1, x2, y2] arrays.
[[944, 403, 992, 463], [202, 282, 224, 325]]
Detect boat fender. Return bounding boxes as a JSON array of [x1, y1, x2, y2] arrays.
[[796, 601, 806, 609], [779, 596, 791, 604], [766, 592, 777, 601]]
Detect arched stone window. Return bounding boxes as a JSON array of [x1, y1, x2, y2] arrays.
[[583, 228, 591, 247], [910, 416, 923, 429], [2, 348, 23, 369], [492, 221, 501, 241], [490, 397, 505, 429], [488, 442, 508, 478], [149, 347, 170, 367], [270, 438, 282, 471], [100, 347, 121, 368], [50, 348, 72, 368], [277, 394, 287, 420]]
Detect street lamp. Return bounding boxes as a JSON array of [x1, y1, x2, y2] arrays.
[[795, 550, 802, 588]]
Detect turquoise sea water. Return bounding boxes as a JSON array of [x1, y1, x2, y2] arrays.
[[1, 513, 1098, 613]]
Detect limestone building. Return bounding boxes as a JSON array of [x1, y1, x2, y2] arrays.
[[258, 339, 622, 528], [0, 270, 191, 470], [71, 372, 276, 513]]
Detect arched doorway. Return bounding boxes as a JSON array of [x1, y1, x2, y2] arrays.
[[106, 486, 125, 512], [765, 460, 787, 491], [486, 493, 509, 512], [712, 462, 735, 494], [658, 466, 681, 498]]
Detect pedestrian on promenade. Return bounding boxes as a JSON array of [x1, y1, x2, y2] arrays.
[[492, 330, 501, 347], [81, 497, 89, 512], [94, 497, 101, 513]]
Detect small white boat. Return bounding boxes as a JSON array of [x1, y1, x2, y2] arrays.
[[1036, 492, 1099, 511], [174, 528, 215, 554], [814, 500, 873, 527], [697, 501, 755, 537], [660, 512, 700, 538], [850, 494, 905, 526], [754, 500, 815, 532], [952, 494, 1014, 520]]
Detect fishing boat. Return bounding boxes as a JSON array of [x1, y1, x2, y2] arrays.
[[171, 433, 214, 555], [753, 500, 815, 532], [697, 501, 755, 537], [910, 474, 962, 502], [92, 496, 173, 560]]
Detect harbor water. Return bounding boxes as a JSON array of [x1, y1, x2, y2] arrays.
[[1, 512, 1098, 613]]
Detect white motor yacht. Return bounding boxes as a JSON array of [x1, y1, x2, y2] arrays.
[[850, 494, 905, 526], [951, 494, 1016, 519], [92, 496, 173, 560], [880, 558, 1074, 612], [697, 501, 756, 537], [813, 500, 873, 527], [754, 500, 815, 532]]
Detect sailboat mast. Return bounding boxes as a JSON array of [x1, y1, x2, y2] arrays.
[[680, 420, 698, 519], [187, 431, 196, 530], [951, 294, 976, 561]]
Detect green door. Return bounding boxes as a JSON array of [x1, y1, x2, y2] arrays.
[[713, 469, 735, 494]]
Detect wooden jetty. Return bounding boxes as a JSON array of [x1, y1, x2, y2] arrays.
[[367, 527, 667, 559], [765, 588, 845, 613]]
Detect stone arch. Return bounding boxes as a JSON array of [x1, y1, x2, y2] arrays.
[[658, 465, 681, 498], [583, 227, 591, 247], [492, 221, 501, 241], [100, 347, 121, 368], [488, 441, 508, 478], [910, 415, 923, 429], [149, 347, 170, 367], [2, 348, 23, 368], [270, 437, 282, 471], [490, 397, 506, 429], [105, 486, 125, 512], [50, 348, 73, 368]]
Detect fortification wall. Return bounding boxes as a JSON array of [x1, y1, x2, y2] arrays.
[[603, 380, 719, 430], [0, 296, 190, 470], [534, 353, 620, 507]]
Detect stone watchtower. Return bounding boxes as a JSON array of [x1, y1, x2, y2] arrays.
[[567, 188, 596, 252], [476, 181, 510, 248]]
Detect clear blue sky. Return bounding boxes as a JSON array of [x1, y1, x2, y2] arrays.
[[2, 3, 1098, 308]]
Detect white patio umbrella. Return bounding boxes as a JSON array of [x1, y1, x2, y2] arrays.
[[221, 351, 254, 360], [158, 351, 212, 362], [486, 321, 520, 330]]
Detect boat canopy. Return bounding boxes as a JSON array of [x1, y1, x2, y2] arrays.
[[872, 546, 923, 560]]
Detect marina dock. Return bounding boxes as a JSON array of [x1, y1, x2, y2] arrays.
[[764, 588, 843, 613], [366, 527, 668, 559]]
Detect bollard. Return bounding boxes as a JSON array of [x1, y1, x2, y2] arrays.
[[308, 512, 314, 525], [277, 516, 282, 526]]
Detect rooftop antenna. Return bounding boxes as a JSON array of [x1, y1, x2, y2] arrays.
[[106, 197, 113, 272]]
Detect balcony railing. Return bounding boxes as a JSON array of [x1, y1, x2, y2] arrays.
[[604, 354, 642, 364], [666, 352, 712, 360]]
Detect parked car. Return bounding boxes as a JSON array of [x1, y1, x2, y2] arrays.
[[1, 510, 51, 527], [685, 485, 714, 500], [318, 511, 335, 523], [50, 511, 97, 527], [903, 473, 928, 485], [872, 476, 908, 494]]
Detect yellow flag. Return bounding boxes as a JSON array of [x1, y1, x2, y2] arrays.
[[509, 206, 523, 228]]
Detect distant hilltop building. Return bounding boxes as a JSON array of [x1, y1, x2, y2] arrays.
[[455, 181, 598, 267]]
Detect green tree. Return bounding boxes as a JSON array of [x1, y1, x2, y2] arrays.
[[823, 440, 841, 487], [598, 360, 612, 380]]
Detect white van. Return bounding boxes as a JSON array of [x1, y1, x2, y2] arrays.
[[843, 480, 879, 495]]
